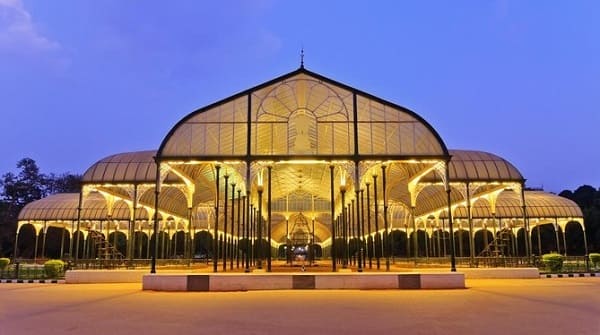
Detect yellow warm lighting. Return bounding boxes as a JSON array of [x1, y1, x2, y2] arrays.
[[339, 171, 347, 192], [257, 169, 264, 191]]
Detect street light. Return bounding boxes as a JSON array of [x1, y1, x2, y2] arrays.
[[257, 171, 264, 270], [340, 177, 348, 269]]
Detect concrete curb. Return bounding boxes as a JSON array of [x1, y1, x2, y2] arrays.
[[143, 272, 466, 291], [541, 273, 599, 279], [65, 270, 148, 283], [461, 267, 539, 279], [0, 279, 65, 284]]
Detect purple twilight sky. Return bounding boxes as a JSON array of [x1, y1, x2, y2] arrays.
[[1, 0, 598, 193]]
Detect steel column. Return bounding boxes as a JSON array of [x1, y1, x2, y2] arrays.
[[360, 189, 366, 268], [257, 183, 263, 269], [75, 191, 83, 265], [366, 182, 372, 268], [382, 165, 390, 271], [373, 174, 380, 269], [466, 183, 475, 265], [222, 174, 229, 271], [445, 164, 456, 272], [213, 165, 221, 273], [329, 165, 336, 271], [230, 182, 236, 270], [267, 166, 272, 272], [340, 185, 347, 268], [237, 189, 241, 268]]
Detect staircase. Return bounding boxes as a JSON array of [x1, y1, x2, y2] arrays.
[[478, 228, 512, 257], [88, 230, 124, 267]]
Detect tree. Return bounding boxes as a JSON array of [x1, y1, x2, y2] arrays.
[[559, 185, 600, 254], [0, 158, 82, 257], [1, 158, 48, 207], [46, 172, 82, 194]]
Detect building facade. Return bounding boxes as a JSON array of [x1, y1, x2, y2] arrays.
[[16, 67, 586, 271]]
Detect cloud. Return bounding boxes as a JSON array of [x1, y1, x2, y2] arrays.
[[0, 0, 60, 53]]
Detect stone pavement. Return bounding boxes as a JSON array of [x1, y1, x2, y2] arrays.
[[1, 278, 599, 335]]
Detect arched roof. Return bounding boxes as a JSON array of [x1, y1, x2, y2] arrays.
[[18, 193, 152, 222], [448, 150, 523, 181], [82, 150, 179, 184], [158, 67, 448, 160], [421, 149, 523, 183], [449, 191, 582, 219], [18, 193, 80, 221]]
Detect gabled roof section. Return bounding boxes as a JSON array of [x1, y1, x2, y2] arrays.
[[158, 67, 448, 159]]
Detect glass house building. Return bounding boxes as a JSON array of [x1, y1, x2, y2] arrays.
[[15, 67, 585, 271]]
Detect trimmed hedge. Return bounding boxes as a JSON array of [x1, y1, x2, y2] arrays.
[[542, 253, 564, 273], [589, 253, 600, 268], [0, 258, 9, 270], [44, 259, 65, 278]]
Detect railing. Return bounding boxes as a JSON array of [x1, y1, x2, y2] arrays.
[[538, 256, 594, 274], [390, 256, 533, 268], [2, 256, 597, 277], [392, 255, 597, 273], [69, 258, 211, 270]]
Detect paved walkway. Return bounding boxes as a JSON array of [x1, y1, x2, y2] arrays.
[[1, 278, 599, 335]]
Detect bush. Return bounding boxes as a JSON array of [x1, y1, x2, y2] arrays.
[[43, 259, 65, 278], [0, 258, 9, 270], [589, 253, 600, 268], [542, 253, 564, 273]]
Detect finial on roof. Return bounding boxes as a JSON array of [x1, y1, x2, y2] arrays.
[[300, 47, 304, 68]]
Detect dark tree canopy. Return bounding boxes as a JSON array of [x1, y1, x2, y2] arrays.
[[0, 158, 81, 257], [559, 185, 600, 253]]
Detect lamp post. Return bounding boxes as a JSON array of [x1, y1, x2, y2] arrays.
[[244, 193, 250, 273], [340, 181, 347, 269], [382, 164, 390, 271], [267, 166, 272, 272], [257, 178, 264, 269], [236, 189, 241, 269], [356, 188, 363, 272], [230, 182, 236, 270], [213, 165, 221, 273], [366, 182, 372, 269], [329, 165, 336, 272], [222, 173, 229, 271], [372, 173, 380, 270], [311, 217, 316, 266]]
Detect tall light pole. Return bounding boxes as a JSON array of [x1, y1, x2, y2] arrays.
[[213, 165, 221, 273], [382, 164, 390, 271], [257, 171, 264, 269], [340, 178, 347, 269], [329, 165, 336, 271], [222, 173, 229, 272]]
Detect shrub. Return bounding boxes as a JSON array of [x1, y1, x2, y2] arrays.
[[0, 258, 9, 270], [43, 259, 65, 278], [542, 253, 564, 273], [589, 253, 600, 268]]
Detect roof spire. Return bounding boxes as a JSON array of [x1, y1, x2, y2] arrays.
[[300, 47, 305, 68]]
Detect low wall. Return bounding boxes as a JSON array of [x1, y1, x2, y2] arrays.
[[65, 270, 148, 283], [460, 267, 539, 279], [142, 272, 465, 291]]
